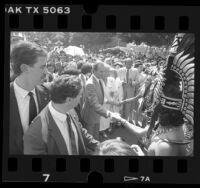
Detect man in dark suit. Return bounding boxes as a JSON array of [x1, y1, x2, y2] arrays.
[[23, 75, 99, 155], [10, 41, 51, 154], [82, 62, 120, 140]]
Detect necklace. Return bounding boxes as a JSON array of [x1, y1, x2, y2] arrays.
[[152, 125, 193, 155], [152, 125, 190, 144], [154, 126, 180, 137]]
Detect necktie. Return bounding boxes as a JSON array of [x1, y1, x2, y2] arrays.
[[126, 69, 129, 83], [28, 92, 37, 125], [66, 113, 78, 155], [99, 80, 104, 100]]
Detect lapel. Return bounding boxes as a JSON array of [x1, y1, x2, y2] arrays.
[[80, 74, 86, 87], [99, 79, 105, 101], [35, 87, 42, 112], [69, 110, 86, 155], [35, 85, 50, 112], [46, 107, 69, 155], [10, 82, 23, 129], [10, 82, 24, 153]]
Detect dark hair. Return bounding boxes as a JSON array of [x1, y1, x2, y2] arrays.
[[61, 69, 80, 76], [81, 64, 93, 75], [77, 61, 84, 70], [94, 139, 137, 156], [10, 41, 47, 75], [50, 75, 82, 104], [158, 104, 185, 127]]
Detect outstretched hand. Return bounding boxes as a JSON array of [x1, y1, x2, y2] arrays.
[[107, 101, 122, 106], [109, 112, 121, 121]]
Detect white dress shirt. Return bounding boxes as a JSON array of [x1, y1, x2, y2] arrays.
[[48, 102, 79, 155], [13, 80, 39, 134]]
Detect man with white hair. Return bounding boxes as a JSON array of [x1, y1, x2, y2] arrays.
[[82, 61, 120, 140]]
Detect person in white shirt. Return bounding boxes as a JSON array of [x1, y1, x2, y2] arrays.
[[99, 67, 124, 136], [23, 75, 99, 155]]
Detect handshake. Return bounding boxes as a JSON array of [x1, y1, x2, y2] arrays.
[[108, 112, 123, 121]]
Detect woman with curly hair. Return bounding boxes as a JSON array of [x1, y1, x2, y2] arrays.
[[147, 103, 193, 156]]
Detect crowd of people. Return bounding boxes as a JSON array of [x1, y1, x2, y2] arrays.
[[9, 33, 194, 156]]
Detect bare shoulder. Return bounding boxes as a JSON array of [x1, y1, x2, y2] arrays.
[[155, 140, 173, 156], [147, 141, 157, 156], [147, 137, 172, 156]]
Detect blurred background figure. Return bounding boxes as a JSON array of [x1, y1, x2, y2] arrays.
[[79, 63, 93, 114], [114, 61, 123, 70], [44, 63, 56, 83], [54, 58, 63, 76], [118, 58, 139, 122], [134, 61, 148, 126], [99, 64, 113, 139], [105, 68, 124, 130], [93, 138, 142, 156]]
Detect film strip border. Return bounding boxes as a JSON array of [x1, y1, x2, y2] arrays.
[[8, 14, 190, 31], [4, 4, 200, 183], [4, 5, 199, 31], [4, 157, 196, 183]]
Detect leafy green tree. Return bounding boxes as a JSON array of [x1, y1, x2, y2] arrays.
[[15, 32, 175, 53]]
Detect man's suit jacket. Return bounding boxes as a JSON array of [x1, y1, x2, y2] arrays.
[[81, 75, 108, 140], [79, 73, 87, 112], [23, 105, 99, 155], [9, 82, 51, 154]]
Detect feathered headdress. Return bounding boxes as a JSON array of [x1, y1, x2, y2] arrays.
[[153, 33, 194, 125]]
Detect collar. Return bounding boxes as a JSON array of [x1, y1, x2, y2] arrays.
[[14, 79, 36, 99], [93, 74, 100, 82], [48, 101, 67, 123]]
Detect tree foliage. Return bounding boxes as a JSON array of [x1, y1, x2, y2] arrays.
[[14, 32, 175, 52]]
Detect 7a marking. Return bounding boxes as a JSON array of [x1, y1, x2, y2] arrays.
[[140, 176, 150, 182]]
